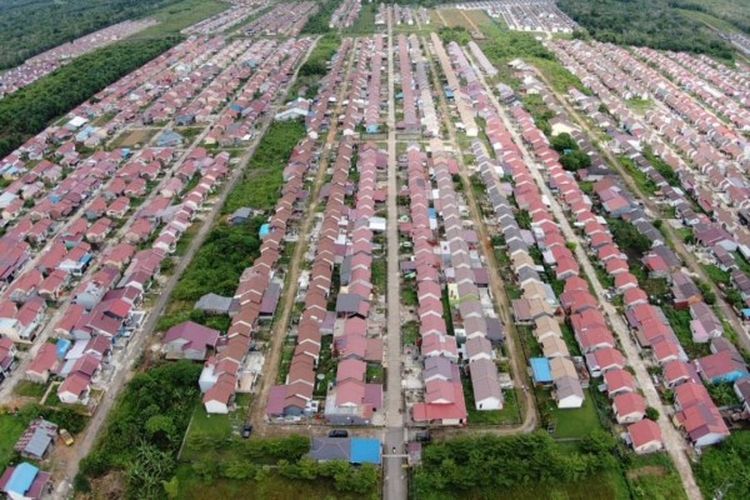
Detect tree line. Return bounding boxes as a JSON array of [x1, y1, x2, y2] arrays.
[[558, 0, 735, 61], [0, 0, 182, 70], [0, 37, 177, 159]]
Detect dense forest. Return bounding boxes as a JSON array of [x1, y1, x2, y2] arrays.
[[0, 37, 176, 158], [558, 0, 734, 60], [671, 0, 750, 35], [0, 0, 183, 69]]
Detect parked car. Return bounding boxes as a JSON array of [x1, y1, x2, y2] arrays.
[[241, 424, 253, 439], [59, 429, 74, 446], [415, 431, 431, 443], [328, 429, 348, 438]]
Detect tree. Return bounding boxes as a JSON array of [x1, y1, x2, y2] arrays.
[[645, 407, 660, 421], [551, 132, 577, 153], [560, 149, 592, 171]]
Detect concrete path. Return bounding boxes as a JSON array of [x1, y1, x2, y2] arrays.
[[382, 12, 407, 500]]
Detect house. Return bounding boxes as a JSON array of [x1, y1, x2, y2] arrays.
[[0, 462, 51, 500], [469, 358, 503, 410], [734, 378, 750, 414], [554, 375, 584, 408], [203, 372, 237, 414], [57, 372, 90, 405], [627, 419, 663, 454], [671, 271, 702, 309], [163, 321, 220, 361], [689, 302, 722, 343], [696, 350, 749, 384], [24, 343, 58, 384], [0, 337, 16, 381], [613, 392, 646, 424], [14, 419, 57, 460], [674, 382, 730, 448]]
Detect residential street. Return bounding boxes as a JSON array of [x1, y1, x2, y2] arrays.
[[383, 12, 407, 500]]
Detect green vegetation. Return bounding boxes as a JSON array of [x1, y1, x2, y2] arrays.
[[463, 380, 522, 426], [703, 264, 731, 287], [608, 218, 652, 258], [301, 0, 342, 34], [0, 0, 187, 69], [706, 382, 741, 407], [292, 33, 342, 99], [626, 453, 687, 500], [618, 156, 657, 196], [402, 320, 419, 346], [673, 0, 750, 36], [643, 145, 680, 188], [625, 98, 654, 114], [551, 132, 592, 171], [128, 0, 229, 40], [0, 412, 27, 470], [696, 430, 750, 500], [224, 119, 307, 215], [158, 119, 306, 330], [413, 432, 628, 499], [77, 361, 203, 496], [178, 430, 378, 499], [549, 391, 601, 439], [347, 2, 377, 34], [0, 37, 176, 159], [13, 380, 48, 398], [558, 0, 734, 61]]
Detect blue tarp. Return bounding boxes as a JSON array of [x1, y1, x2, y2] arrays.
[[56, 338, 71, 359], [350, 438, 381, 465], [530, 357, 552, 383], [6, 462, 38, 495], [259, 224, 271, 238], [741, 308, 750, 320]]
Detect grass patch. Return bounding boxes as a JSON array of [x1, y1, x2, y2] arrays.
[[14, 380, 48, 399], [129, 0, 229, 40], [464, 382, 523, 426], [224, 119, 306, 214], [549, 389, 602, 439]]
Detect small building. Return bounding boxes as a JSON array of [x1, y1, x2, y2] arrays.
[[0, 462, 51, 500], [14, 419, 58, 460]]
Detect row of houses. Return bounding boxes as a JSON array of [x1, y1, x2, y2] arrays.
[[509, 52, 734, 448], [406, 143, 468, 426], [0, 19, 156, 98], [182, 0, 267, 36], [459, 1, 577, 34], [323, 142, 386, 425], [265, 37, 369, 420], [205, 38, 314, 147], [430, 33, 478, 138], [440, 38, 585, 410], [329, 0, 361, 29], [244, 1, 318, 38], [198, 38, 358, 416]]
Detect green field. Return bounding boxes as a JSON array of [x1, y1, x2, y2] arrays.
[[128, 0, 229, 40], [0, 413, 27, 470]]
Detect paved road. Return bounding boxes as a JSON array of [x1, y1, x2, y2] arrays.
[[423, 34, 538, 434], [533, 67, 750, 355], [383, 14, 407, 500], [470, 59, 701, 500]]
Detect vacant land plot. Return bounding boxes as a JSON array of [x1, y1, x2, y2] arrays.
[[128, 0, 229, 40], [0, 413, 27, 469], [110, 128, 159, 148]]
